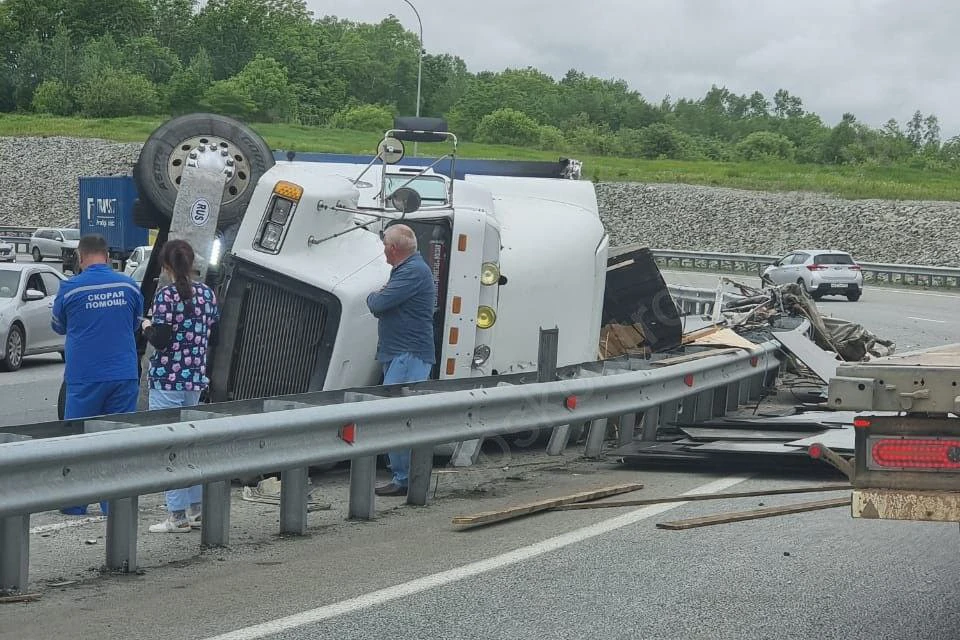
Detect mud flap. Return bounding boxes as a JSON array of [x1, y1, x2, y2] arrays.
[[602, 247, 682, 353]]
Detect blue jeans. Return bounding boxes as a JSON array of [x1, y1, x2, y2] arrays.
[[149, 388, 203, 512], [382, 353, 432, 487], [61, 379, 140, 515]]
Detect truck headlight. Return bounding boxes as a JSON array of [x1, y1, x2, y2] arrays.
[[476, 305, 496, 329], [480, 262, 500, 286], [473, 344, 491, 367], [269, 197, 294, 224], [260, 223, 283, 251]]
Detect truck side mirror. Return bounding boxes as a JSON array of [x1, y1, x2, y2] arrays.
[[389, 187, 421, 214]]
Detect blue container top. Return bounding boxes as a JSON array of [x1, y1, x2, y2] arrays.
[[79, 176, 148, 251]]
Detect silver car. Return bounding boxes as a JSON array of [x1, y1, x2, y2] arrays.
[[761, 249, 864, 301], [0, 263, 68, 371], [29, 227, 80, 262], [0, 239, 15, 262]]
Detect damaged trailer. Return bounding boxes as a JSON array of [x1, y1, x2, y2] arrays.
[[609, 276, 897, 471]]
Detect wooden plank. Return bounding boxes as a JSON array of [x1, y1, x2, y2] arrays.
[[655, 496, 851, 530], [651, 348, 742, 367], [0, 593, 41, 604], [552, 484, 851, 511], [452, 483, 644, 529], [681, 325, 723, 345], [689, 328, 760, 351]]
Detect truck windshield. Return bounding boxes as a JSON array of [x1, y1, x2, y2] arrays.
[[0, 271, 19, 298], [384, 175, 447, 204]]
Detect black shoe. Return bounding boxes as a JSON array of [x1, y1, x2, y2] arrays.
[[375, 483, 408, 497]]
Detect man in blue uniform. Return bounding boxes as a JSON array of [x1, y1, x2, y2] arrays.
[[366, 224, 436, 497], [52, 234, 143, 514]]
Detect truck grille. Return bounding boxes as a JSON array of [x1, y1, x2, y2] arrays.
[[209, 259, 341, 402]]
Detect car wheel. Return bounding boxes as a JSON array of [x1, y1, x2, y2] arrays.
[[132, 113, 276, 230], [847, 289, 862, 302], [1, 324, 25, 372], [32, 247, 42, 262]]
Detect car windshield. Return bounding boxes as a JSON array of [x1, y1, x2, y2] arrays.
[[61, 229, 81, 241], [814, 254, 854, 265], [0, 271, 19, 298]]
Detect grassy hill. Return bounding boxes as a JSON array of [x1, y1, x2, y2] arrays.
[[3, 113, 959, 202]]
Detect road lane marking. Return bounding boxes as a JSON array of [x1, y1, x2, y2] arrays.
[[202, 475, 751, 640], [907, 316, 948, 324]]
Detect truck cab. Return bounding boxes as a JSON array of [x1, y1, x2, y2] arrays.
[[205, 120, 607, 403]]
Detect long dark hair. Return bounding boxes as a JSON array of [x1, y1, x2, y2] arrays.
[[160, 239, 195, 303]]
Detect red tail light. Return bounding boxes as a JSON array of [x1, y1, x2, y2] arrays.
[[850, 265, 861, 270], [806, 264, 827, 271], [872, 438, 960, 470]]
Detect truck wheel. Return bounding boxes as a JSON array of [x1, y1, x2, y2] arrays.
[[132, 113, 275, 230]]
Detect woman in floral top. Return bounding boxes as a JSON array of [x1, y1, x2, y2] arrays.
[[141, 239, 220, 533]]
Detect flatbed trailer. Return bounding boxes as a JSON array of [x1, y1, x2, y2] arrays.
[[828, 344, 960, 522]]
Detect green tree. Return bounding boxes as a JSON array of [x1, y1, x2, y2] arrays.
[[32, 79, 74, 115], [474, 108, 541, 146], [75, 70, 159, 116]]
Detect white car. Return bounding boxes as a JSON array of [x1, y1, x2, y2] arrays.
[[0, 263, 68, 371], [761, 249, 863, 301], [0, 239, 15, 262], [29, 227, 80, 262], [123, 245, 152, 276]]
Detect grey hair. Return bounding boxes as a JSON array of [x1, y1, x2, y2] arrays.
[[385, 224, 418, 254]]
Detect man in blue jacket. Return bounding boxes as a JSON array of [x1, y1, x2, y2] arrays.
[[52, 234, 143, 514], [366, 224, 436, 496]]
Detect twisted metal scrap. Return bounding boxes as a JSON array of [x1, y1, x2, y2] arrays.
[[718, 278, 895, 361]]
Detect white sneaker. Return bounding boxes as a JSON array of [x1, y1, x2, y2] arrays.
[[148, 516, 192, 533]]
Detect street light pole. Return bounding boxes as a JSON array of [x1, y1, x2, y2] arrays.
[[401, 0, 423, 155]]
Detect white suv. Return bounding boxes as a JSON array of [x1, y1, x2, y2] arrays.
[[761, 249, 863, 301]]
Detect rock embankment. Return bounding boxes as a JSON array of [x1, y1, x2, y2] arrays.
[[2, 136, 959, 266], [596, 182, 960, 266]]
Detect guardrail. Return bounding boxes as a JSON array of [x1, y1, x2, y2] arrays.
[[651, 249, 960, 289], [0, 325, 792, 593], [0, 225, 35, 254]]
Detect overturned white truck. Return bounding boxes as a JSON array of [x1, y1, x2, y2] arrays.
[[61, 113, 682, 460]]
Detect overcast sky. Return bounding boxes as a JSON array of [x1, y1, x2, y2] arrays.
[[307, 0, 959, 138]]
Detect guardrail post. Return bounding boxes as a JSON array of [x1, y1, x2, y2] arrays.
[[0, 515, 28, 593], [694, 389, 714, 421], [406, 447, 433, 506], [640, 406, 660, 441], [201, 480, 231, 548], [726, 382, 741, 412], [105, 497, 139, 572], [583, 417, 608, 459], [618, 413, 637, 446], [279, 467, 309, 536], [348, 456, 377, 520]]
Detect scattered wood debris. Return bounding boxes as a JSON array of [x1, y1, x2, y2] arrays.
[[551, 484, 851, 511], [0, 592, 41, 604], [655, 496, 851, 530], [452, 483, 644, 529]]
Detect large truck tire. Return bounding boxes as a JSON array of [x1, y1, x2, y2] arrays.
[[132, 113, 275, 230]]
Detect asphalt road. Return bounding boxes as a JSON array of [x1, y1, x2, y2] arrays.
[[2, 268, 960, 639]]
